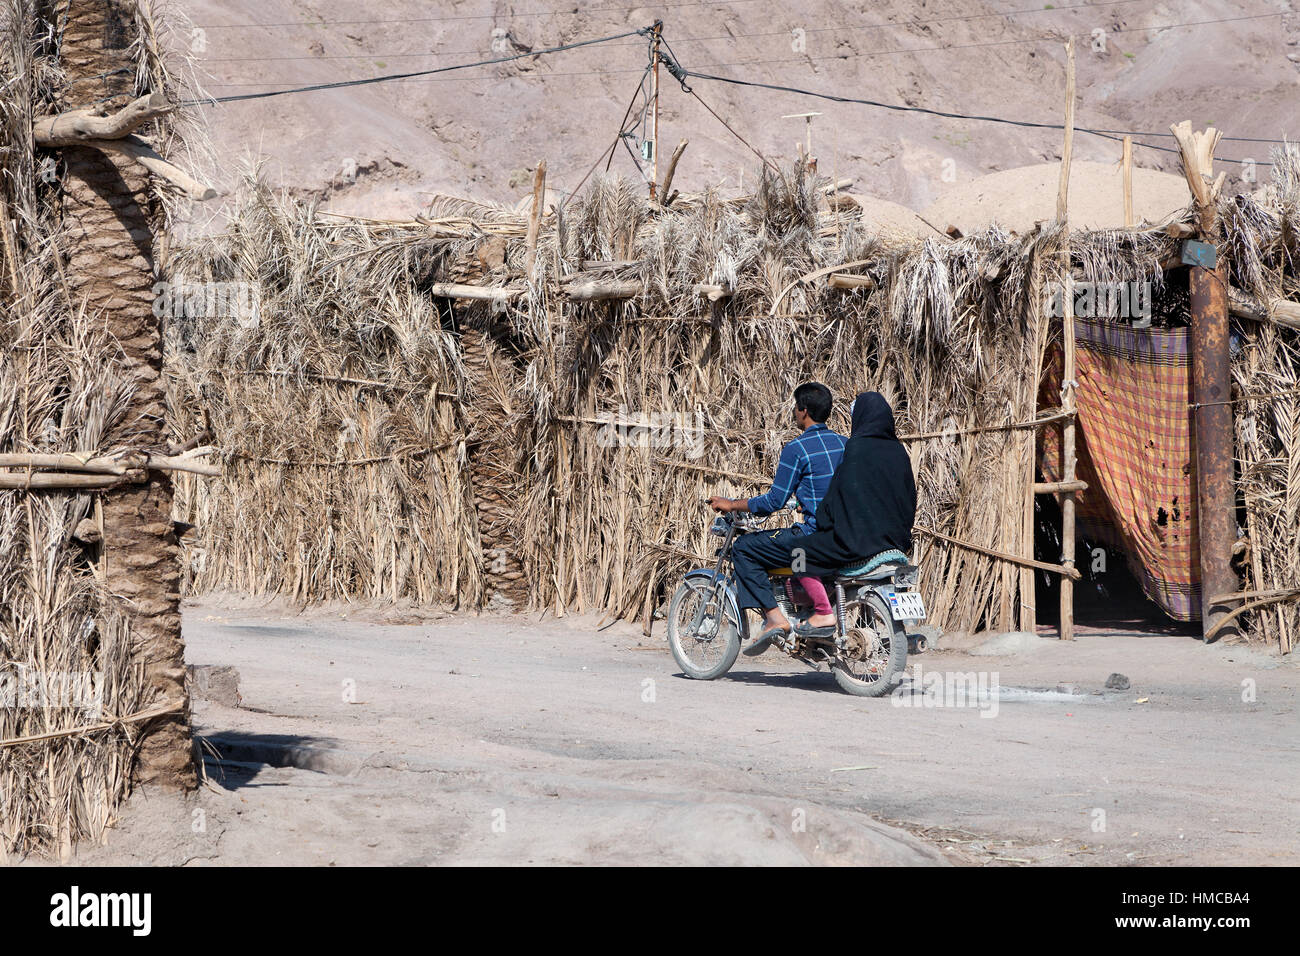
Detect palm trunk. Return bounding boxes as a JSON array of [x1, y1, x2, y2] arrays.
[[460, 327, 529, 607], [58, 0, 195, 788]]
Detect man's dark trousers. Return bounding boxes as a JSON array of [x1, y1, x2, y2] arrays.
[[731, 526, 805, 612]]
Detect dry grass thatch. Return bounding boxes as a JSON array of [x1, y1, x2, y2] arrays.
[[1227, 145, 1300, 652], [167, 176, 478, 604], [175, 165, 1071, 635], [172, 149, 1300, 650], [1, 0, 200, 858]]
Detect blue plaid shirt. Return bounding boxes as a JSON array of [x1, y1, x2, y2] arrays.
[[747, 423, 846, 533]]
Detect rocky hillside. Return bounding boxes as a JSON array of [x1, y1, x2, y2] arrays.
[[171, 0, 1300, 220]]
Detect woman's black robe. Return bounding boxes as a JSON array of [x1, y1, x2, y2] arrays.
[[795, 391, 917, 575]]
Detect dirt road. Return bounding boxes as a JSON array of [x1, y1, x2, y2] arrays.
[[71, 596, 1299, 866]]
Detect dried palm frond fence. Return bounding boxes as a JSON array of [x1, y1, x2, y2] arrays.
[[170, 145, 1300, 651], [168, 170, 1059, 634], [1, 0, 213, 858], [1222, 144, 1300, 652], [166, 180, 479, 606]]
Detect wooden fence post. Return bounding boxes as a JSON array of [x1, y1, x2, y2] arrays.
[[1056, 38, 1078, 640]]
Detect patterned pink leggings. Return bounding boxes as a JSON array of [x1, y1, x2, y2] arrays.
[[790, 576, 834, 616]]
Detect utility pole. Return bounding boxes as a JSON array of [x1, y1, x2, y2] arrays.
[[1056, 38, 1077, 641], [782, 111, 823, 168], [650, 20, 662, 200]]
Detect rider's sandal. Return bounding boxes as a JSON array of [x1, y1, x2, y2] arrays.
[[743, 624, 788, 657], [792, 620, 837, 639]]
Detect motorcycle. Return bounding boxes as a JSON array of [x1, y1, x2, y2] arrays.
[[665, 511, 926, 696]]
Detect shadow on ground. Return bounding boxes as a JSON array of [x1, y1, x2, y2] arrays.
[[197, 730, 351, 790], [675, 668, 849, 694]]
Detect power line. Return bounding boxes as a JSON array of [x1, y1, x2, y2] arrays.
[[568, 65, 656, 202], [683, 0, 1153, 42], [608, 60, 654, 177], [657, 11, 1295, 154], [700, 10, 1287, 70], [200, 49, 512, 64], [675, 64, 1280, 165], [184, 11, 1291, 165], [193, 0, 1151, 62], [183, 28, 650, 105], [190, 7, 1291, 149], [200, 69, 647, 89], [193, 0, 760, 30], [689, 84, 776, 171]]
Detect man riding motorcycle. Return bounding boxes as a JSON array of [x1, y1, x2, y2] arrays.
[[707, 382, 845, 653], [711, 390, 917, 656]]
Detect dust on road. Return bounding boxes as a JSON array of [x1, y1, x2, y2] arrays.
[[69, 595, 1300, 866]]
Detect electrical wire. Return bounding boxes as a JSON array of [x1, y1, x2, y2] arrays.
[[182, 27, 650, 105], [673, 62, 1282, 166], [194, 0, 1152, 61], [193, 0, 762, 30], [567, 65, 656, 204]]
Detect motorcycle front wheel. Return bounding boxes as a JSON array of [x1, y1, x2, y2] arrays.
[[666, 577, 742, 680]]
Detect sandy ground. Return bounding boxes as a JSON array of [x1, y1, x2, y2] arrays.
[[64, 595, 1300, 867]]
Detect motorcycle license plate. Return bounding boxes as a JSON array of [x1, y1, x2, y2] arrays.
[[887, 591, 927, 621]]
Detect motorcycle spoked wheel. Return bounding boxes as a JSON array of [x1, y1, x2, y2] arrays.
[[831, 591, 908, 697], [666, 577, 742, 680]]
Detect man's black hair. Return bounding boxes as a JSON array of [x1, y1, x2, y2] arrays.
[[793, 382, 833, 423]]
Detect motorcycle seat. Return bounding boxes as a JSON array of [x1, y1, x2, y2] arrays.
[[837, 549, 910, 581]]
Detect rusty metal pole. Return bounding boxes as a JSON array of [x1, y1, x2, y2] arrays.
[[1190, 256, 1239, 640], [1171, 120, 1240, 641]]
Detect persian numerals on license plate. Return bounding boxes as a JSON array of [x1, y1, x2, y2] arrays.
[[887, 590, 927, 621]]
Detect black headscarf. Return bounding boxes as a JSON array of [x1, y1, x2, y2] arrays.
[[796, 392, 917, 574]]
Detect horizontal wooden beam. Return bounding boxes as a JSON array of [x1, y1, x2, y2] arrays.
[[33, 93, 171, 146], [0, 470, 146, 490], [915, 525, 1083, 579], [564, 279, 642, 301], [96, 135, 217, 201], [651, 456, 768, 484], [578, 259, 644, 271], [1227, 288, 1300, 331], [897, 410, 1071, 443], [1034, 479, 1089, 494], [770, 258, 875, 315], [827, 273, 875, 291], [0, 450, 219, 478], [0, 453, 122, 475], [427, 283, 522, 301]]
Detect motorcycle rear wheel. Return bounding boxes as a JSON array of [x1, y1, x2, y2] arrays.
[[831, 591, 907, 697]]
